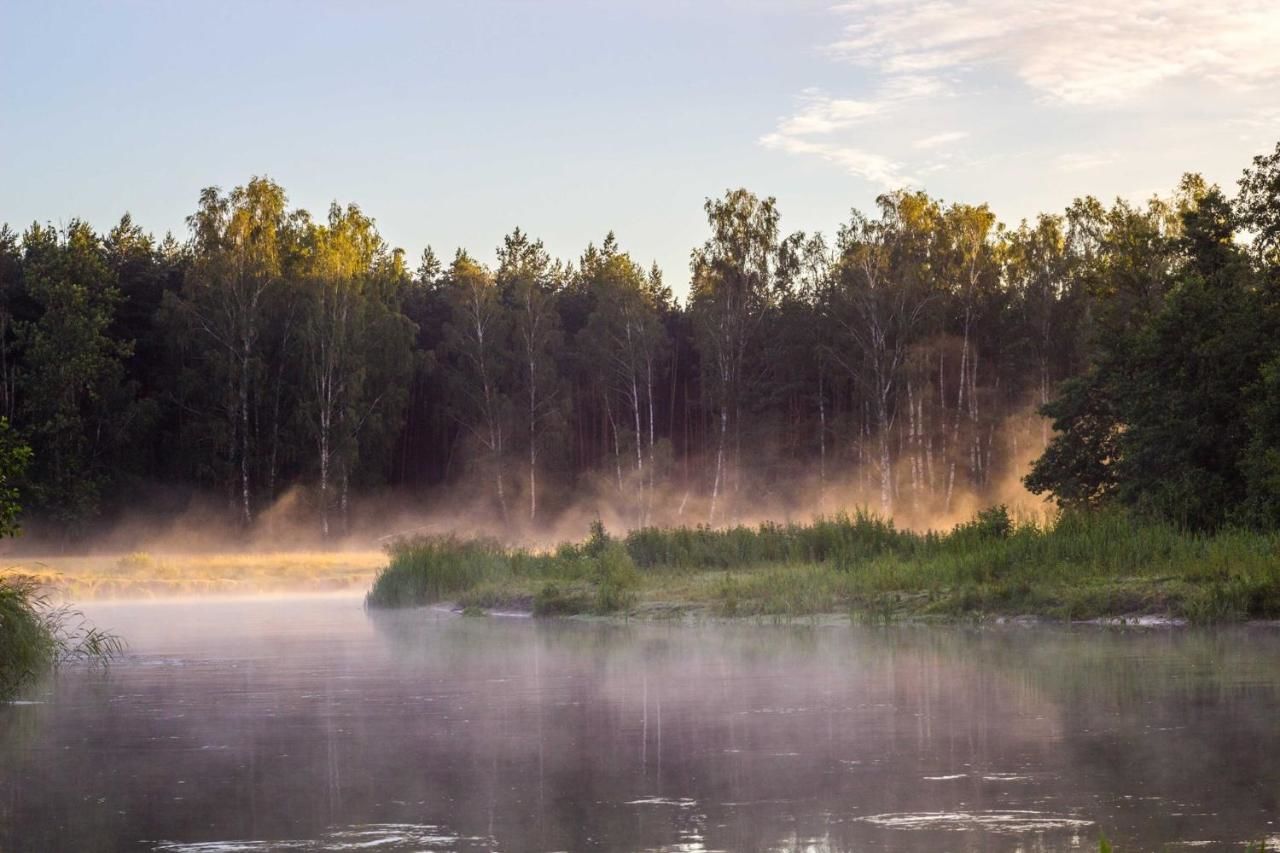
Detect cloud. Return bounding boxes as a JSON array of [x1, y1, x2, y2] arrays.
[[761, 80, 938, 188], [760, 1, 1280, 196], [913, 131, 968, 150], [827, 0, 1280, 106], [775, 89, 884, 136], [1054, 152, 1117, 172], [760, 131, 908, 187]]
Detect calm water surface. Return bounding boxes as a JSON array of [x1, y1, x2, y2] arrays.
[[2, 596, 1279, 851]]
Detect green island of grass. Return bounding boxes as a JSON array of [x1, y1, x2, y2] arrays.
[[365, 508, 1280, 624]]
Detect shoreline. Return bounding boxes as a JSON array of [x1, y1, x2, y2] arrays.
[[429, 596, 1280, 629]]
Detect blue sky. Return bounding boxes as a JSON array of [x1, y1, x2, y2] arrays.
[[3, 1, 1278, 297]]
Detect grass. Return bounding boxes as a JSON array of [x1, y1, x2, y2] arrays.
[[0, 575, 123, 698], [1, 550, 386, 600], [366, 507, 1280, 623], [366, 521, 640, 615]]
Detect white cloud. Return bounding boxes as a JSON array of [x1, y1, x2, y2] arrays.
[[775, 89, 884, 136], [760, 1, 1280, 197], [913, 131, 968, 150], [760, 132, 909, 188], [1054, 152, 1117, 172], [828, 0, 1280, 106], [761, 78, 939, 188]]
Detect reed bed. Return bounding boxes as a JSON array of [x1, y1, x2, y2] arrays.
[[367, 508, 1280, 623]]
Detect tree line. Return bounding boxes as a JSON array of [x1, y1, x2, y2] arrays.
[[2, 141, 1278, 540]]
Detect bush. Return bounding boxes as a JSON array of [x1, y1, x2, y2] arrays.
[[592, 542, 639, 613]]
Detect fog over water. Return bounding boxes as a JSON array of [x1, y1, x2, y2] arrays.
[[3, 597, 1280, 851]]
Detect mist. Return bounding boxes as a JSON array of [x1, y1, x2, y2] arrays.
[[3, 402, 1051, 561]]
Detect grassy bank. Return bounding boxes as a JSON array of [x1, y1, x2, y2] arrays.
[[366, 509, 1280, 623], [2, 551, 386, 600], [0, 575, 123, 698]]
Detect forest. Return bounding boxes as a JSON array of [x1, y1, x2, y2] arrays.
[[1, 141, 1278, 544]]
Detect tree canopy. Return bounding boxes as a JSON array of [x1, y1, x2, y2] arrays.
[[2, 143, 1279, 539]]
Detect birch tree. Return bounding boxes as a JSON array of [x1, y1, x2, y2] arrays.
[[690, 190, 780, 524], [497, 229, 564, 524], [180, 178, 290, 525], [299, 203, 386, 537], [442, 252, 511, 521], [580, 235, 669, 523], [939, 202, 999, 506], [828, 193, 938, 516]]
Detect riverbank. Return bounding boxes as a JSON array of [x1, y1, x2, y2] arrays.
[[366, 510, 1280, 624]]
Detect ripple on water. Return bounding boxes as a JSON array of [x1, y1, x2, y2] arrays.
[[150, 823, 490, 852], [627, 797, 699, 808], [981, 773, 1036, 782], [858, 810, 1093, 834]]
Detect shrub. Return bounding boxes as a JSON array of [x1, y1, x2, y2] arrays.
[[592, 542, 639, 613]]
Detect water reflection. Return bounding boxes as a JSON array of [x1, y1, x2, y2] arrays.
[[1, 597, 1278, 851]]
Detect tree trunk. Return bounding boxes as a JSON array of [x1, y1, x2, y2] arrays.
[[709, 406, 727, 526], [877, 388, 892, 517], [817, 365, 827, 487], [319, 419, 330, 539], [239, 339, 253, 527], [945, 317, 970, 514], [529, 354, 537, 523], [605, 392, 623, 493]]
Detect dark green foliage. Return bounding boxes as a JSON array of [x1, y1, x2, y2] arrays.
[[0, 418, 31, 538], [1024, 371, 1121, 507], [951, 504, 1013, 540], [17, 221, 137, 532], [1028, 184, 1280, 530], [1242, 356, 1280, 527], [1237, 140, 1280, 264]]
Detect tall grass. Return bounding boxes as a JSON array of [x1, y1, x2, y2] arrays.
[[366, 522, 641, 614], [0, 575, 124, 698], [366, 508, 1280, 622]]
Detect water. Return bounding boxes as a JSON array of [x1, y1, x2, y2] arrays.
[[3, 597, 1279, 851]]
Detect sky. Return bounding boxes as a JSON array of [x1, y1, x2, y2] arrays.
[[2, 0, 1278, 298]]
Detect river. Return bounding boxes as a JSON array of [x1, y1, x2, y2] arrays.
[[2, 596, 1279, 851]]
